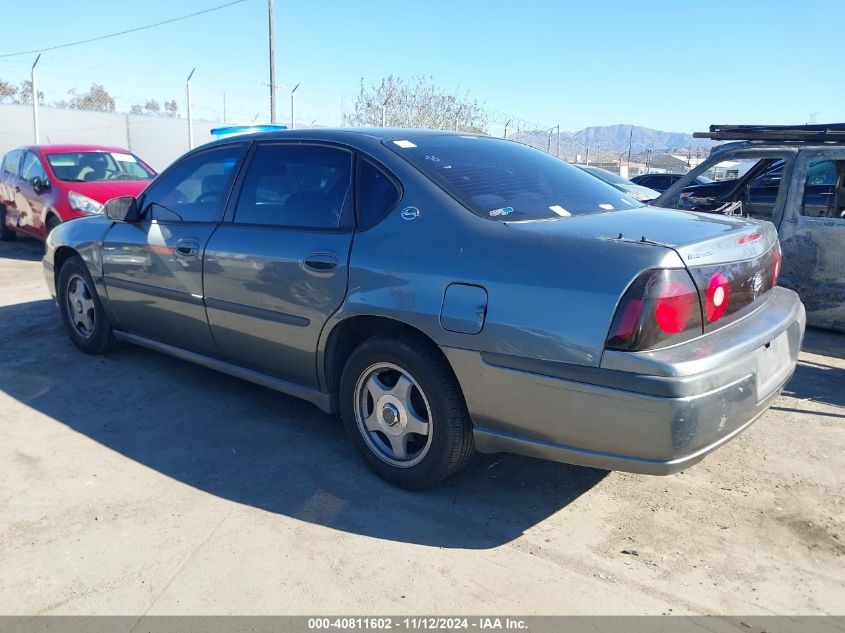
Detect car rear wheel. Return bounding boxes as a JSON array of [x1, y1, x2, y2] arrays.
[[0, 205, 16, 241], [339, 334, 474, 489], [58, 255, 118, 354]]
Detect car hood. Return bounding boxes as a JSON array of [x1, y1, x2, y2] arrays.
[[505, 206, 777, 267], [58, 179, 151, 203]]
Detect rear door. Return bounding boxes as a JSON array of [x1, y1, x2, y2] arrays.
[[0, 149, 23, 230], [203, 141, 354, 388], [778, 152, 845, 331], [102, 143, 247, 354]]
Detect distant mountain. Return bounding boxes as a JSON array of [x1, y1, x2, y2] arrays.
[[510, 124, 717, 154]]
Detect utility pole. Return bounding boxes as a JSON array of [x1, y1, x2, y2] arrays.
[[290, 82, 300, 129], [268, 0, 277, 123], [627, 125, 634, 168], [186, 67, 196, 150], [454, 105, 463, 132], [504, 118, 512, 139], [31, 54, 41, 143], [546, 128, 553, 154]]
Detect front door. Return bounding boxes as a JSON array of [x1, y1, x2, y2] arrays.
[[16, 151, 49, 236], [778, 153, 845, 331], [102, 143, 247, 354], [204, 142, 354, 388]]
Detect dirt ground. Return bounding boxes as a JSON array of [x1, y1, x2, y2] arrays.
[[0, 236, 843, 615]]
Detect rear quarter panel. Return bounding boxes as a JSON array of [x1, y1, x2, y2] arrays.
[[322, 159, 686, 384]]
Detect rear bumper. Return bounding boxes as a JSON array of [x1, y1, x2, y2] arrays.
[[443, 287, 805, 475]]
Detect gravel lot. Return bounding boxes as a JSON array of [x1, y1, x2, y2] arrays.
[[1, 236, 843, 615]]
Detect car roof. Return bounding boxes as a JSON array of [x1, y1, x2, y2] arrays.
[[201, 127, 481, 149], [14, 144, 134, 154]]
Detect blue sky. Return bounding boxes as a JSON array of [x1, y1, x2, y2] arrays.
[[0, 0, 841, 133]]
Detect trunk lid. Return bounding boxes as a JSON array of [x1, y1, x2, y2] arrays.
[[507, 206, 781, 333]]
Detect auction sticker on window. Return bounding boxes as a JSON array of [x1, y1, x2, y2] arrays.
[[111, 153, 137, 162]]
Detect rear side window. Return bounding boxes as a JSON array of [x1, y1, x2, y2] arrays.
[[387, 135, 640, 221], [357, 158, 400, 228], [234, 144, 352, 229], [2, 150, 22, 176]]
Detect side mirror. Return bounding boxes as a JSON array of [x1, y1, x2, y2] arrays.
[[31, 176, 49, 194], [104, 196, 140, 223]]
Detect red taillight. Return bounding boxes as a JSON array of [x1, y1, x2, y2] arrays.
[[606, 269, 703, 351], [772, 243, 782, 286], [705, 272, 730, 323], [655, 281, 697, 334]]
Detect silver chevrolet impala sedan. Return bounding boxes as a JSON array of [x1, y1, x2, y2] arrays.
[[43, 129, 806, 489]]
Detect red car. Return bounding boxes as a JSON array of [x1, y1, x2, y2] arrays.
[[0, 144, 156, 241]]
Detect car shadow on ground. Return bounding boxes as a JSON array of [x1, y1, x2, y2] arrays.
[[0, 297, 607, 549], [777, 328, 845, 418], [0, 235, 44, 261]]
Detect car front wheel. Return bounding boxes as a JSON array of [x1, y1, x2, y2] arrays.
[[58, 255, 118, 354], [340, 334, 474, 489]]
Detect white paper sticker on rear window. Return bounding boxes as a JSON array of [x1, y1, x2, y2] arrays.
[[111, 153, 137, 162], [549, 205, 571, 217], [393, 140, 417, 149]]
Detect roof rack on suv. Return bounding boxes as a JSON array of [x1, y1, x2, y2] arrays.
[[694, 123, 845, 142]]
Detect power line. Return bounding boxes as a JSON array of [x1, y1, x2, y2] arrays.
[[0, 0, 247, 59]]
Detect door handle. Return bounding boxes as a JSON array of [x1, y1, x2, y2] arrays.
[[303, 253, 339, 273], [175, 239, 200, 258]]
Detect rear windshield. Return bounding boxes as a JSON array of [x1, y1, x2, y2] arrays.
[[386, 135, 642, 221], [46, 151, 155, 183]]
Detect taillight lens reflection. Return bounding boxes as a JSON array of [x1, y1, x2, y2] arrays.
[[705, 273, 731, 323]]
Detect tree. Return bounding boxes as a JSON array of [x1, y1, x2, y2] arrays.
[[56, 84, 116, 112], [343, 75, 488, 133], [16, 80, 44, 105], [0, 79, 18, 104], [129, 98, 178, 117]]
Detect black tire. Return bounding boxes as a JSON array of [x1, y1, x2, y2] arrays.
[[339, 333, 474, 489], [46, 215, 60, 236], [0, 205, 16, 241], [57, 255, 118, 354]]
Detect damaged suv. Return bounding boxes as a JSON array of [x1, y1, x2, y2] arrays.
[[652, 124, 845, 331]]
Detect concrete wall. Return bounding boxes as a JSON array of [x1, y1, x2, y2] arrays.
[[0, 104, 226, 172]]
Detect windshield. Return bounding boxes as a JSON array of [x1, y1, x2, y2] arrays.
[[387, 135, 643, 221], [46, 151, 155, 183], [580, 166, 631, 186]]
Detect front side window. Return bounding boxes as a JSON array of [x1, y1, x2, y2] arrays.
[[387, 135, 641, 221], [46, 151, 155, 183], [2, 150, 22, 176], [20, 152, 47, 181], [801, 159, 844, 219], [142, 144, 245, 223], [357, 159, 400, 228], [234, 144, 352, 229]]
